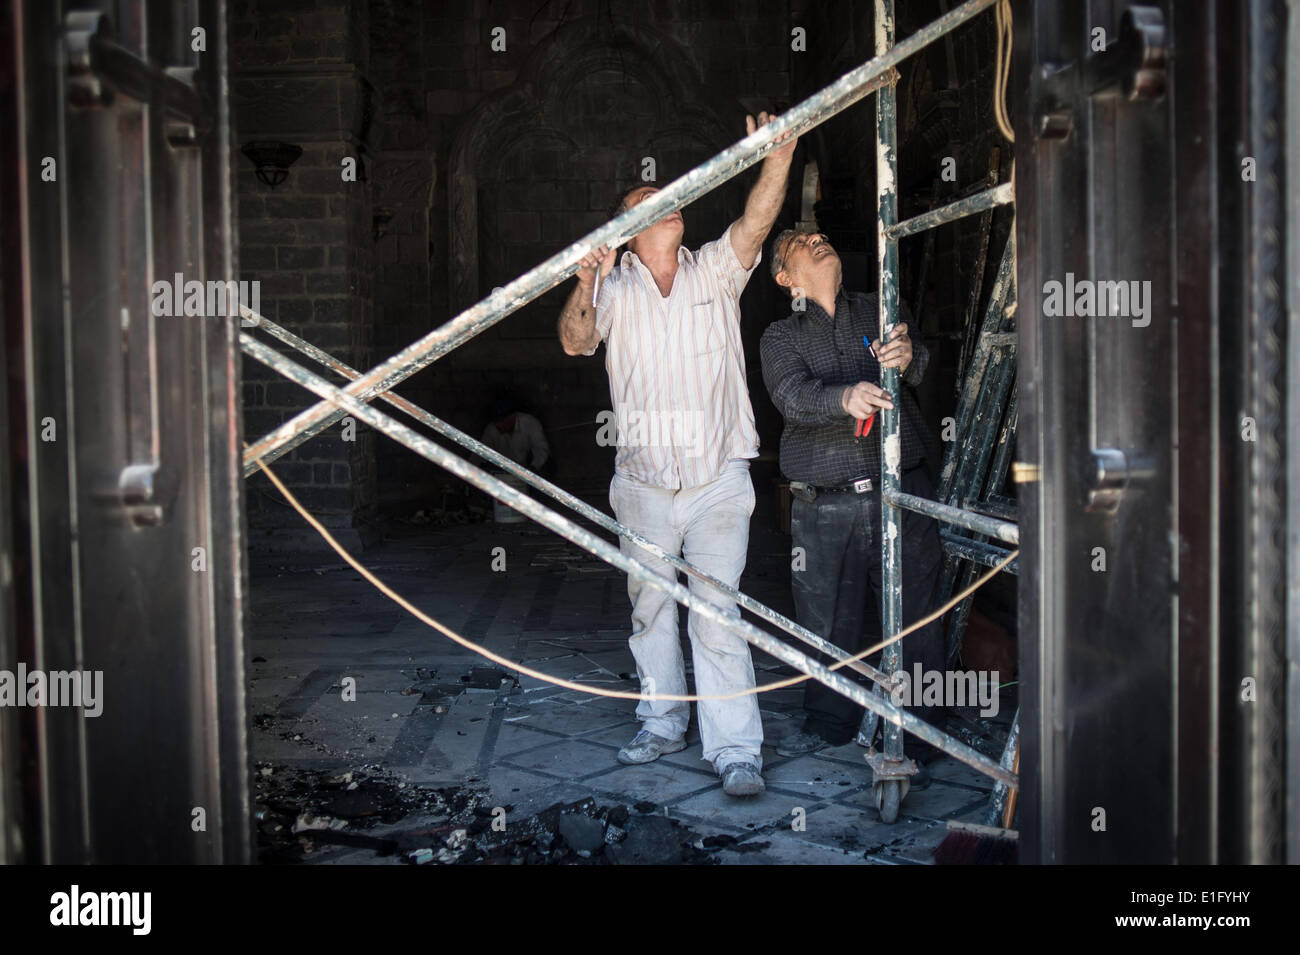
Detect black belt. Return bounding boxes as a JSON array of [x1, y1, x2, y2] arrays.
[[790, 478, 874, 502]]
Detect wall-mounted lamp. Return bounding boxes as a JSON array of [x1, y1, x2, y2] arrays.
[[241, 141, 303, 188]]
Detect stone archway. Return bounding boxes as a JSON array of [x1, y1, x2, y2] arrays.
[[446, 17, 738, 315]]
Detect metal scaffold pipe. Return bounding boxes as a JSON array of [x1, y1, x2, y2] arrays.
[[240, 0, 1001, 475], [246, 311, 892, 688], [240, 332, 1019, 790], [887, 181, 1015, 239], [884, 488, 1020, 544], [875, 0, 906, 776]]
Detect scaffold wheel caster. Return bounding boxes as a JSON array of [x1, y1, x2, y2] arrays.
[[874, 778, 903, 824]]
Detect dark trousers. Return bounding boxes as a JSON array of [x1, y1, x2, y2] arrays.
[[790, 466, 946, 745]]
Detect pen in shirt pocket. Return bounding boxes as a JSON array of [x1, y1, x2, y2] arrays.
[[855, 335, 879, 438]]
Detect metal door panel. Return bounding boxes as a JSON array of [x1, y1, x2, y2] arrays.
[[0, 0, 248, 864], [1015, 0, 1289, 863]]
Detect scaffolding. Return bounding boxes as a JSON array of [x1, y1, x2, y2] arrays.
[[871, 0, 1017, 817], [241, 0, 1020, 822]]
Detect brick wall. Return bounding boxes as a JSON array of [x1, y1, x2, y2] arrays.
[[232, 0, 377, 549]]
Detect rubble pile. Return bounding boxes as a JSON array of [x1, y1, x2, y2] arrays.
[[256, 767, 736, 865]]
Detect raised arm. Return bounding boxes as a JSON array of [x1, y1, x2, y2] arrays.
[[729, 112, 798, 270], [558, 244, 615, 356]]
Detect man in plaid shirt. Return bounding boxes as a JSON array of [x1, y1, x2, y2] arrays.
[[760, 229, 946, 776]]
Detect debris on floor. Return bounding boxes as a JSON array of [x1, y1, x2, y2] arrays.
[[462, 665, 514, 690], [256, 765, 746, 865], [248, 524, 1008, 864]]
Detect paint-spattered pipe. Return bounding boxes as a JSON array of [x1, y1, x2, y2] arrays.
[[241, 332, 1019, 790], [240, 0, 1002, 475]]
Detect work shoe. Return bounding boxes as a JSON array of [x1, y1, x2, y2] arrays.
[[720, 761, 766, 797], [776, 730, 827, 758], [617, 729, 687, 765]]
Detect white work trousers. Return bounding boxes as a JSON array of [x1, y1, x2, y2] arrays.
[[608, 459, 763, 771]]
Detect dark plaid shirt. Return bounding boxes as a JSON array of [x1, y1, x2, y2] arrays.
[[760, 287, 932, 486]]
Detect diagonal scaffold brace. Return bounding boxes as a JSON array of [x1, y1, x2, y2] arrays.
[[238, 0, 1021, 794], [246, 311, 896, 691], [241, 331, 1018, 791], [241, 0, 1001, 477]]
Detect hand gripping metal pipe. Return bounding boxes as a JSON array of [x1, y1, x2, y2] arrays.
[[240, 332, 1018, 790], [245, 309, 891, 688], [240, 0, 1001, 476]]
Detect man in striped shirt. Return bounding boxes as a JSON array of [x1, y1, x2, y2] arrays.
[[558, 113, 795, 797]]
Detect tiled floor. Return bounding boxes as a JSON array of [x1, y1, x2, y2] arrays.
[[248, 511, 1014, 864]]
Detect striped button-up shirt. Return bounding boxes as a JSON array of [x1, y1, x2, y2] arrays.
[[585, 223, 760, 490]]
